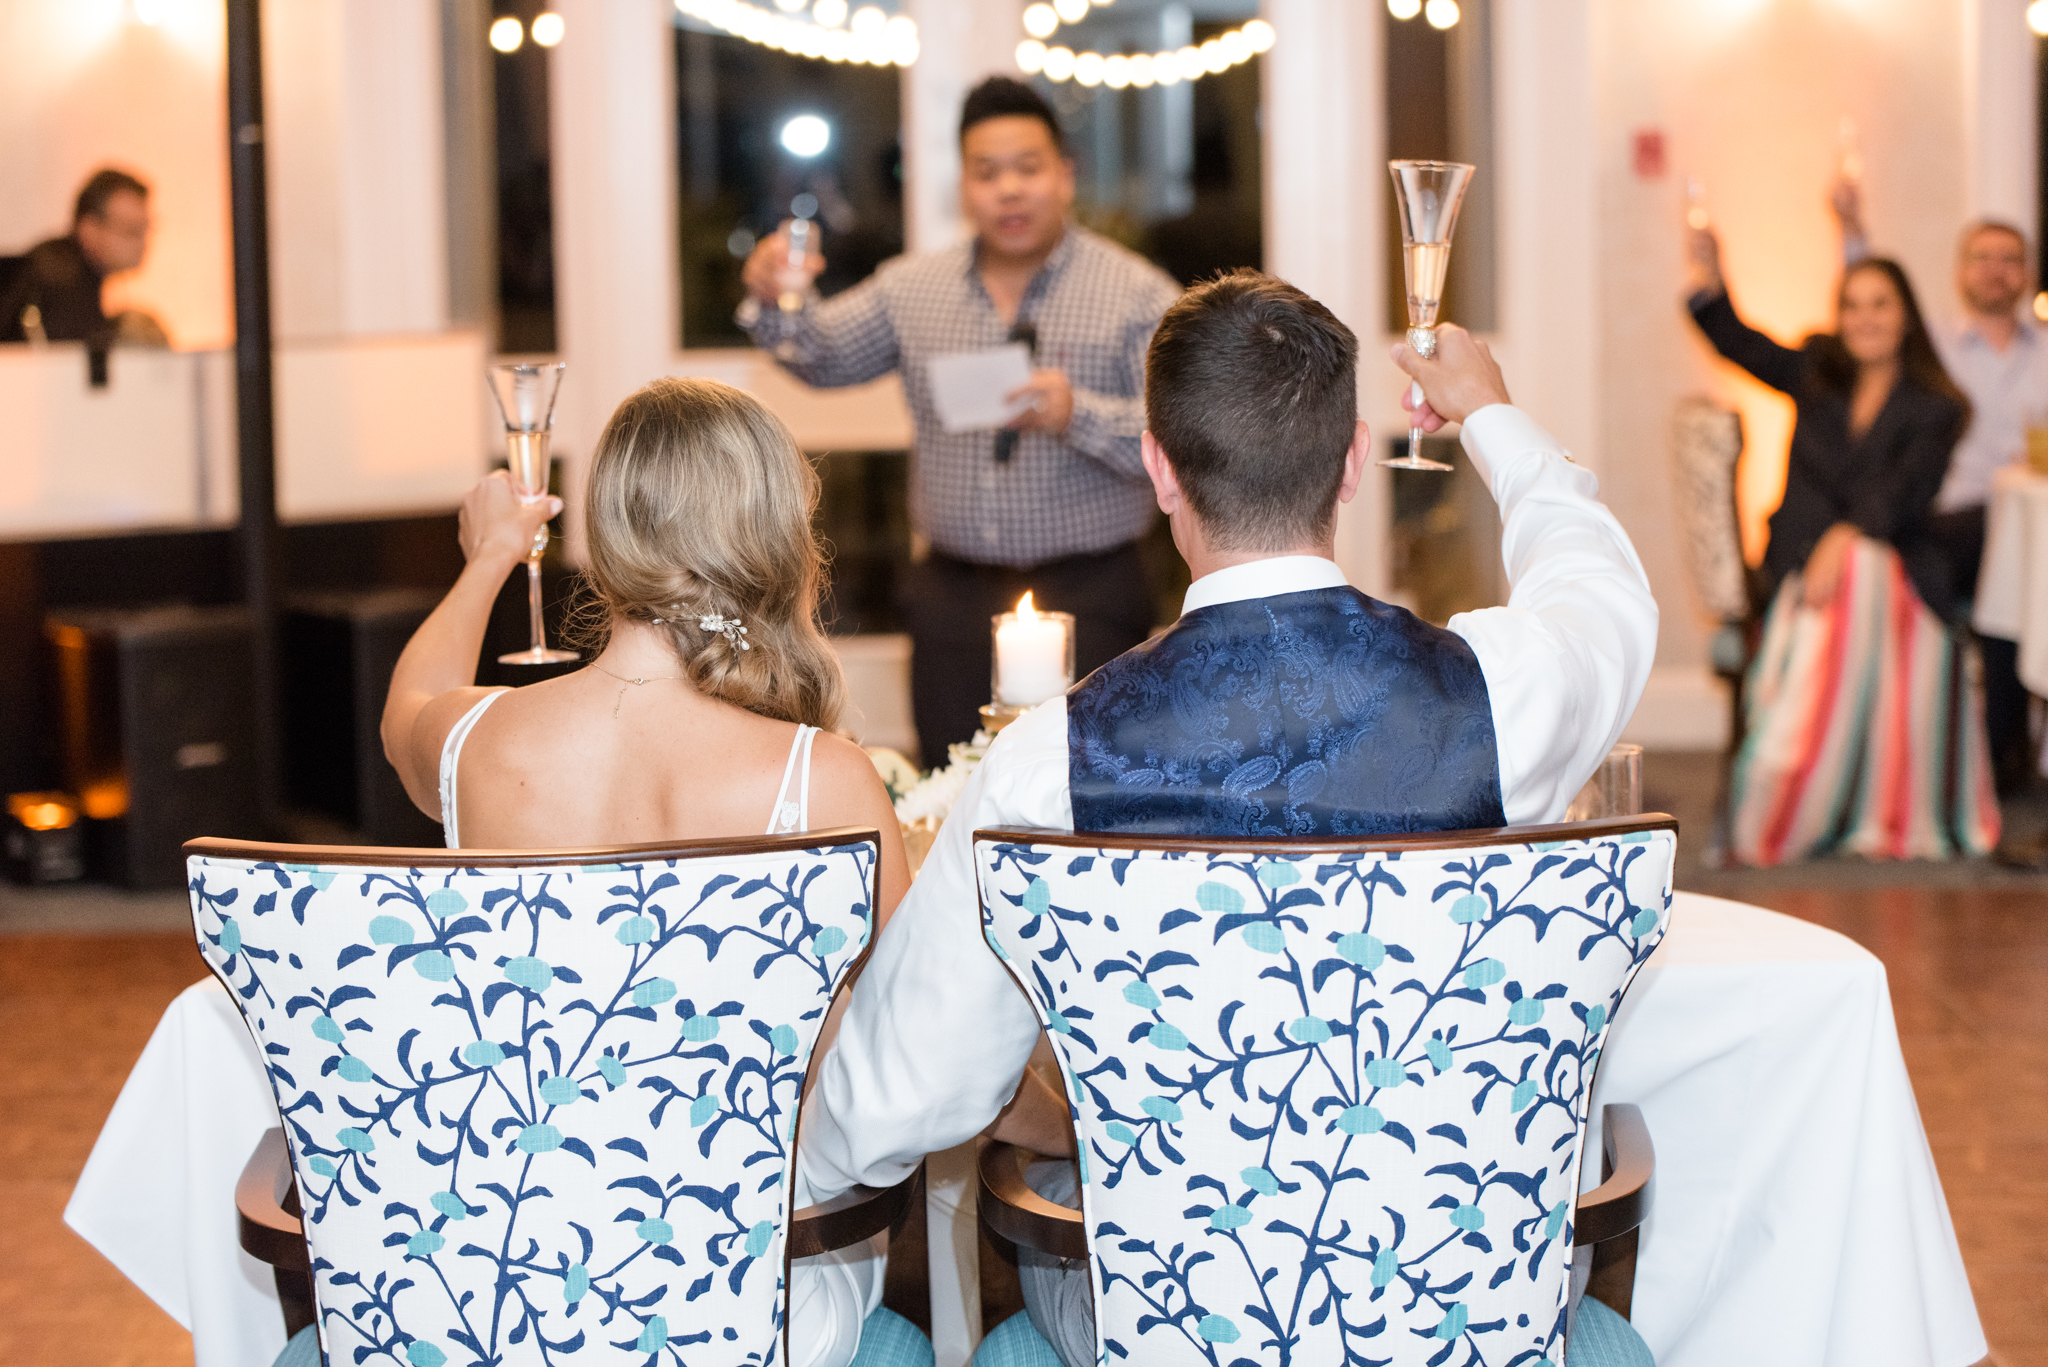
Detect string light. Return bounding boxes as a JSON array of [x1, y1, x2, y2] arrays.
[[489, 16, 523, 51], [1053, 0, 1089, 21], [1424, 0, 1460, 30], [1023, 3, 1059, 39], [1019, 16, 1272, 85], [2030, 0, 2048, 35], [1388, 0, 1422, 18], [676, 0, 917, 64], [530, 11, 565, 46]]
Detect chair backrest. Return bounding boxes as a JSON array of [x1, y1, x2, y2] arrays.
[[189, 828, 879, 1367], [1670, 396, 1749, 622], [974, 816, 1675, 1367]]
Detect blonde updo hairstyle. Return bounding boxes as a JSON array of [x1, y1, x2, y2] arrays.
[[576, 377, 844, 730]]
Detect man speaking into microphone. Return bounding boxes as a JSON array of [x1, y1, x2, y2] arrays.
[[741, 77, 1180, 763]]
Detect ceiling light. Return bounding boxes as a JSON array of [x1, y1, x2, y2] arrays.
[[779, 113, 831, 157], [489, 16, 523, 51]]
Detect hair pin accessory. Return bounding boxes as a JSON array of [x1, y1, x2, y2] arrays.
[[699, 614, 751, 650]]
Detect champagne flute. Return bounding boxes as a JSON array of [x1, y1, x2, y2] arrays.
[[486, 362, 579, 665], [1385, 160, 1476, 472], [773, 194, 819, 363]]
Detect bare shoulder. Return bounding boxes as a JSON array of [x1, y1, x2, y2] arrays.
[[801, 731, 895, 832]]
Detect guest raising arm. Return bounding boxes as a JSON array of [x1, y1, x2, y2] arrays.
[[1685, 226, 1996, 863]]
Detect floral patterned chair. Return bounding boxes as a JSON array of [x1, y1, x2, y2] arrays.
[[189, 828, 921, 1367], [970, 815, 1676, 1367]]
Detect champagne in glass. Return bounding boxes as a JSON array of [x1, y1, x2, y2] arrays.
[[486, 362, 578, 665], [1385, 160, 1476, 472]]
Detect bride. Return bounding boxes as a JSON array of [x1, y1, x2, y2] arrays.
[[381, 376, 922, 1367]]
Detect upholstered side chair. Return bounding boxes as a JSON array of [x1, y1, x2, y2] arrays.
[[188, 829, 922, 1367], [969, 815, 1676, 1367]]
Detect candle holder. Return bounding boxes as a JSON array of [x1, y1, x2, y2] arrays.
[[985, 592, 1074, 733]]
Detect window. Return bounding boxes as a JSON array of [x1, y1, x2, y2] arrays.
[[1383, 0, 1494, 335], [1025, 0, 1265, 285], [674, 20, 905, 349], [493, 0, 558, 353]]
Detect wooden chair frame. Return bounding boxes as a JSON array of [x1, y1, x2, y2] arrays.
[[970, 815, 1675, 1326], [195, 829, 919, 1361]]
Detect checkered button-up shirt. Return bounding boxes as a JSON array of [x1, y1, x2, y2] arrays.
[[746, 225, 1182, 567]]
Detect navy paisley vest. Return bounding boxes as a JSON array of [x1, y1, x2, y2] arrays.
[[1067, 586, 1506, 836]]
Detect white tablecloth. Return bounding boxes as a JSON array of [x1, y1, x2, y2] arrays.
[[67, 893, 1986, 1367], [1974, 465, 2048, 695]]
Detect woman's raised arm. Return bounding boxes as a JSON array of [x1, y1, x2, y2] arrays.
[[380, 472, 559, 818]]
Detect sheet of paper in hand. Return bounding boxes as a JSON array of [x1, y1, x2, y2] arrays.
[[926, 343, 1034, 434]]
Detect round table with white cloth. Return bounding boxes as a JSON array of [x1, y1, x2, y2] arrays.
[[1974, 465, 2048, 703], [65, 892, 1987, 1367]]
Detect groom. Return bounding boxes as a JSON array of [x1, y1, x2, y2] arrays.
[[799, 270, 1658, 1359]]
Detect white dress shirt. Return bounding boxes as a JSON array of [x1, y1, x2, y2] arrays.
[[797, 404, 1659, 1202], [1934, 320, 2048, 512]]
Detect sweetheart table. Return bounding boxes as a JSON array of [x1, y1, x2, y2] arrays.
[[65, 892, 1985, 1367]]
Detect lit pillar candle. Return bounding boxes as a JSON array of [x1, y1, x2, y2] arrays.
[[992, 592, 1074, 706]]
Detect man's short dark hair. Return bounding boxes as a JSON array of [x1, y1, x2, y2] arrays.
[[74, 168, 149, 225], [1146, 270, 1359, 552], [959, 77, 1065, 153], [1960, 219, 2029, 257]]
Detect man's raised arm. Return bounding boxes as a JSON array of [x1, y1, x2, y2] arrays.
[[1395, 328, 1658, 824]]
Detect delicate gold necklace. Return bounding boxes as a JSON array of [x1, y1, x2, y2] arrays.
[[587, 662, 684, 719]]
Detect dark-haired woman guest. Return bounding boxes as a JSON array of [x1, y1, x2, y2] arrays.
[[1687, 229, 1999, 864]]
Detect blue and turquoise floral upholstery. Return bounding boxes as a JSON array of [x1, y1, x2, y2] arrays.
[[974, 826, 1675, 1367], [190, 836, 878, 1367]]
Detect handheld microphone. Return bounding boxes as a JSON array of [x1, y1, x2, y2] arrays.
[[993, 318, 1038, 464]]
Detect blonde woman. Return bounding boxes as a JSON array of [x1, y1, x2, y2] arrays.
[[382, 377, 923, 1367]]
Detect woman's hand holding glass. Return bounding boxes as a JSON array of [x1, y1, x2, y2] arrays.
[[460, 471, 562, 573]]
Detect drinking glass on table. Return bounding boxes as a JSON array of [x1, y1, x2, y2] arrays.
[[1565, 743, 1644, 822], [486, 362, 578, 665]]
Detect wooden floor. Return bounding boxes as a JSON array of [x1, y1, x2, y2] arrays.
[[3, 845, 2045, 1363]]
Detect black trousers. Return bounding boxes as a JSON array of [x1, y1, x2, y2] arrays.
[[1929, 505, 2031, 783], [898, 542, 1155, 765]]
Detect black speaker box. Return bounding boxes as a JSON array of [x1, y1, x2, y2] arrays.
[[46, 605, 263, 888], [283, 589, 446, 848]]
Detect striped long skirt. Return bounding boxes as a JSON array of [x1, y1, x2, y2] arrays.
[[1730, 537, 2000, 865]]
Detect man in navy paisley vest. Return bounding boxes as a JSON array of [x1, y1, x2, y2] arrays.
[[797, 272, 1659, 1365]]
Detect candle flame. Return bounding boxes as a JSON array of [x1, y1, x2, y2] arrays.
[[1015, 590, 1037, 621]]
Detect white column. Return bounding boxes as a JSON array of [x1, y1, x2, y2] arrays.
[[1966, 0, 2038, 239], [548, 0, 680, 559], [1488, 0, 1599, 473], [264, 0, 449, 341], [1262, 0, 1391, 597], [902, 0, 1026, 252]]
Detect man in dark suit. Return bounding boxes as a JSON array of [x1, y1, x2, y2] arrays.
[[2, 168, 153, 345]]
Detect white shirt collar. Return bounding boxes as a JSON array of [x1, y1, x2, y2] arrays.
[[1181, 555, 1349, 616]]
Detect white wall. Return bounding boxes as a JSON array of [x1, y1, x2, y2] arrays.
[[266, 0, 450, 340]]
